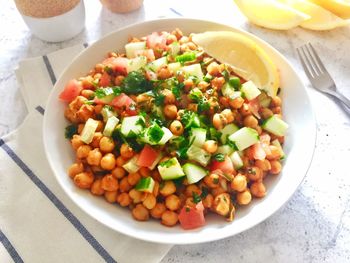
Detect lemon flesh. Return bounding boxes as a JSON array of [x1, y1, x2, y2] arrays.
[[234, 0, 310, 30], [192, 31, 280, 97], [309, 0, 350, 19], [280, 0, 349, 30]]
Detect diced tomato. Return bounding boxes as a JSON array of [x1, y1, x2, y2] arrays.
[[111, 93, 137, 116], [260, 133, 272, 155], [251, 142, 266, 160], [248, 98, 261, 119], [178, 202, 205, 230], [99, 72, 112, 87], [134, 49, 155, 62], [59, 79, 82, 102], [102, 57, 128, 75], [210, 155, 234, 175], [137, 145, 160, 168], [146, 32, 167, 51]]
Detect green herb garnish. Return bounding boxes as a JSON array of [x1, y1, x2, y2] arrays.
[[175, 52, 196, 64], [65, 124, 78, 139], [122, 71, 153, 94], [213, 153, 225, 162], [192, 192, 201, 204]]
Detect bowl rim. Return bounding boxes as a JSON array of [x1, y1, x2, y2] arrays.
[[43, 17, 317, 244]]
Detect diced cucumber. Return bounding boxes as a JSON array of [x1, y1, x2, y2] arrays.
[[258, 92, 272, 108], [103, 116, 119, 137], [181, 64, 203, 80], [228, 127, 259, 151], [183, 163, 208, 184], [81, 118, 99, 144], [123, 155, 140, 173], [189, 128, 207, 147], [228, 77, 241, 89], [272, 139, 285, 160], [167, 62, 181, 73], [215, 145, 234, 155], [187, 145, 211, 166], [120, 115, 145, 138], [96, 94, 115, 104], [148, 57, 167, 72], [158, 157, 185, 180], [158, 127, 173, 145], [135, 177, 155, 193], [220, 123, 239, 144], [203, 73, 213, 83], [101, 106, 116, 122], [125, 41, 146, 58], [151, 105, 165, 121], [169, 42, 180, 57], [222, 83, 236, 98], [140, 126, 173, 145], [262, 115, 288, 137], [241, 80, 261, 101], [229, 151, 244, 169], [127, 56, 147, 73]]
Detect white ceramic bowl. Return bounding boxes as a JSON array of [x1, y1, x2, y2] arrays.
[[43, 18, 316, 244]]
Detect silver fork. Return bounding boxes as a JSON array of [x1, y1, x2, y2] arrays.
[[296, 43, 350, 110]]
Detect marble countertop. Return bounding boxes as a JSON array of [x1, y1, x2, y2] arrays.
[[1, 0, 350, 262]]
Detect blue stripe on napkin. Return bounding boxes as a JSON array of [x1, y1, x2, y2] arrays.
[[42, 55, 57, 85], [0, 139, 116, 263], [35, 106, 45, 115], [0, 229, 24, 263]]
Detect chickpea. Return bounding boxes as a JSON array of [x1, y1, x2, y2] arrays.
[[82, 76, 94, 89], [103, 191, 118, 203], [185, 184, 201, 197], [71, 135, 84, 150], [221, 109, 234, 123], [231, 174, 247, 192], [203, 140, 218, 154], [94, 104, 103, 115], [183, 79, 194, 91], [132, 204, 149, 221], [207, 62, 221, 76], [127, 172, 141, 186], [87, 148, 102, 166], [139, 167, 151, 178], [243, 115, 259, 128], [270, 160, 282, 175], [153, 181, 160, 197], [229, 97, 244, 109], [129, 189, 144, 203], [76, 145, 92, 159], [211, 77, 225, 90], [179, 36, 189, 44], [164, 104, 178, 119], [150, 203, 167, 219], [142, 194, 157, 210], [211, 186, 227, 197], [151, 170, 162, 182], [114, 75, 125, 86], [165, 194, 181, 211], [255, 126, 262, 135], [185, 197, 197, 207], [255, 159, 271, 172], [266, 145, 282, 160], [247, 166, 263, 181], [169, 120, 184, 136], [158, 66, 173, 80], [159, 181, 176, 196], [202, 194, 214, 209], [161, 210, 178, 227], [68, 162, 84, 178], [237, 190, 252, 205], [239, 103, 251, 116], [120, 143, 134, 159], [101, 174, 119, 192], [112, 167, 126, 179], [119, 177, 132, 193], [117, 192, 131, 207], [213, 193, 231, 216], [260, 108, 273, 119], [95, 63, 104, 73], [198, 81, 210, 91], [250, 182, 266, 198], [213, 113, 227, 130], [74, 172, 94, 189], [100, 153, 116, 170], [271, 96, 282, 107], [99, 137, 115, 153], [116, 156, 126, 167], [162, 89, 176, 104], [91, 178, 105, 196], [90, 132, 103, 148], [187, 103, 198, 112], [204, 173, 220, 188]]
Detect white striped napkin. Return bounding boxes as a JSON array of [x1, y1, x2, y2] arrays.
[[0, 44, 172, 263]]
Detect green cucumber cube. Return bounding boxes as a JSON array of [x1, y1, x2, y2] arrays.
[[262, 115, 288, 137], [220, 123, 239, 144], [183, 163, 208, 184], [241, 80, 261, 100], [228, 127, 259, 151], [189, 128, 207, 147], [125, 41, 146, 58], [120, 116, 145, 138], [187, 145, 211, 166], [103, 116, 119, 137], [81, 118, 99, 144], [158, 157, 185, 180], [135, 177, 155, 193]]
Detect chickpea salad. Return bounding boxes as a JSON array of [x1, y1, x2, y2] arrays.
[[59, 29, 288, 230]]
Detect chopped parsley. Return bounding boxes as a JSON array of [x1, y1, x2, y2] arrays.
[[175, 52, 196, 64], [180, 110, 200, 130], [146, 123, 164, 144], [64, 124, 78, 139], [122, 71, 153, 94], [192, 192, 201, 204], [154, 92, 165, 106], [159, 158, 177, 168], [200, 187, 209, 199], [229, 77, 241, 90], [95, 86, 121, 98], [213, 153, 225, 162]]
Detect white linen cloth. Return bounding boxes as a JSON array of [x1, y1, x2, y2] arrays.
[[0, 44, 172, 263]]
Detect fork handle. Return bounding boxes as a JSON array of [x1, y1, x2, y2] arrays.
[[326, 90, 350, 109]]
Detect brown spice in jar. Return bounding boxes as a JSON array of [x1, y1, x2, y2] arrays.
[[15, 0, 80, 18]]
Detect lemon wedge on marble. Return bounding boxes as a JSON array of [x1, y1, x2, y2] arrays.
[[234, 0, 310, 30], [192, 31, 280, 97], [309, 0, 350, 19], [279, 0, 349, 30]]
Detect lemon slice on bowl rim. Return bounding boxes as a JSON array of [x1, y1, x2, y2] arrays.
[[192, 31, 280, 97], [234, 0, 310, 30], [309, 0, 350, 19]]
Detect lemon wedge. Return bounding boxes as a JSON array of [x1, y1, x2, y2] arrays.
[[234, 0, 310, 30], [192, 31, 280, 97], [279, 0, 349, 30], [309, 0, 350, 19]]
